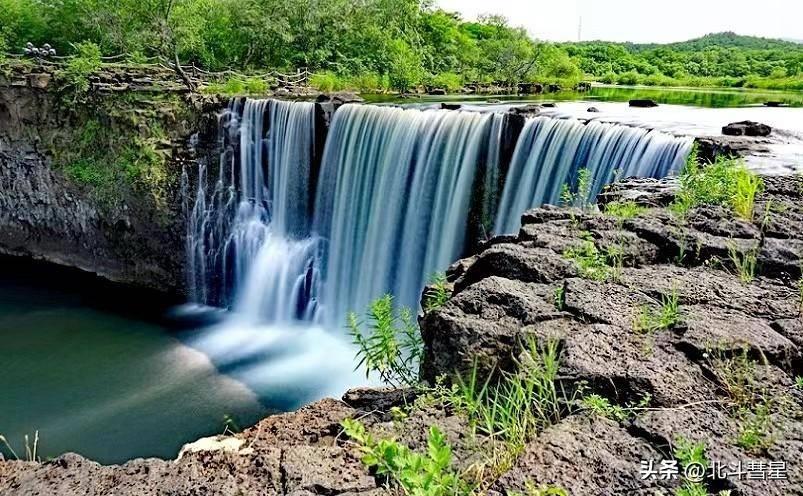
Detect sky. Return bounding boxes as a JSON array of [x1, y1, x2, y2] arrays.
[[435, 0, 803, 44]]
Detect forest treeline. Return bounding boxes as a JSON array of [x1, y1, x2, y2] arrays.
[[1, 0, 802, 92]]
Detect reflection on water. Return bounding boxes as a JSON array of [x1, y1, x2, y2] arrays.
[[365, 84, 803, 108]]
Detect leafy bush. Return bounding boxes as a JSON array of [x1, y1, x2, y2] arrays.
[[347, 72, 388, 93], [204, 76, 270, 96], [429, 72, 463, 92], [347, 295, 423, 387], [388, 39, 424, 93], [341, 419, 468, 496], [61, 41, 102, 94]]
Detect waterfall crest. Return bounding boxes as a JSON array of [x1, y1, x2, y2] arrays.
[[494, 116, 692, 234]]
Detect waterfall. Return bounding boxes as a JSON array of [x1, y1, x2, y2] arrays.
[[494, 116, 693, 234], [187, 99, 691, 327], [312, 104, 505, 323], [183, 98, 694, 407], [187, 99, 319, 324]]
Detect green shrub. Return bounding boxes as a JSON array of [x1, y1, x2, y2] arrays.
[[429, 72, 463, 93], [388, 39, 424, 93], [61, 41, 102, 94], [310, 71, 347, 92], [347, 295, 423, 387], [347, 72, 388, 93], [341, 419, 469, 496]]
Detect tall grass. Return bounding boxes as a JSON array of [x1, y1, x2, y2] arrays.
[[671, 154, 763, 221]]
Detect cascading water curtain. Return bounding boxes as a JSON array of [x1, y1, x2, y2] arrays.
[[494, 116, 693, 234], [313, 104, 505, 324], [186, 99, 320, 323], [186, 100, 691, 329]]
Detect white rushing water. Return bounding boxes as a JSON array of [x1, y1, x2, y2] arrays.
[[183, 99, 692, 404], [495, 116, 692, 233], [188, 99, 319, 323], [313, 104, 506, 323]]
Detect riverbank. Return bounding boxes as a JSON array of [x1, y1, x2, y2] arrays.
[[2, 173, 801, 495]]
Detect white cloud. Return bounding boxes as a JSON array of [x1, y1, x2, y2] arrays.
[[435, 0, 802, 43]]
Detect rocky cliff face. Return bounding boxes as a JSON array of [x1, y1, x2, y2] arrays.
[[2, 175, 800, 496], [0, 66, 221, 293]]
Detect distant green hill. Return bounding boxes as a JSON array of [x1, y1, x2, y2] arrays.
[[561, 32, 803, 90], [632, 32, 803, 52]]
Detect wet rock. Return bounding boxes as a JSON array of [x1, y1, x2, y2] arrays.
[[508, 104, 542, 116], [517, 82, 543, 94], [722, 120, 772, 137], [342, 387, 417, 413], [629, 99, 659, 107], [440, 103, 461, 110], [453, 243, 575, 292], [26, 73, 51, 89], [587, 106, 600, 112], [427, 88, 446, 95]]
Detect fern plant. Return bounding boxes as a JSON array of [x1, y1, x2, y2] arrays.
[[348, 295, 423, 387]]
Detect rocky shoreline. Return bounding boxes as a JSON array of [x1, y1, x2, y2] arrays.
[[2, 174, 801, 496]]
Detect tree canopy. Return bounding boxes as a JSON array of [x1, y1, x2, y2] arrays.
[[1, 0, 802, 92]]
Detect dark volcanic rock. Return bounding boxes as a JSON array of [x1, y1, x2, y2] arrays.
[[597, 177, 679, 207], [629, 99, 659, 107], [421, 275, 563, 381], [494, 415, 676, 495], [722, 120, 772, 137]]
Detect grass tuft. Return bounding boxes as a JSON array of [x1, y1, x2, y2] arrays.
[[563, 232, 620, 282], [604, 200, 648, 220], [727, 242, 758, 284], [633, 289, 681, 334], [671, 154, 763, 221]]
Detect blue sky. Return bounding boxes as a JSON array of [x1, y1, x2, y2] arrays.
[[436, 0, 802, 43]]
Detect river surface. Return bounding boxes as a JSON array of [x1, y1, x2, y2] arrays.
[[0, 259, 270, 464], [2, 85, 801, 464]]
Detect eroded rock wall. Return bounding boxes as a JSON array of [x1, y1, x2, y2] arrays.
[[0, 71, 221, 293]]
